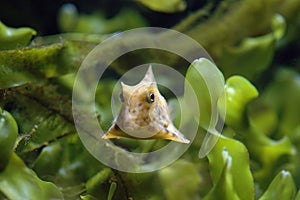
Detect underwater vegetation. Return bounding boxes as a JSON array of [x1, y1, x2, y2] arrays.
[[0, 0, 300, 199]]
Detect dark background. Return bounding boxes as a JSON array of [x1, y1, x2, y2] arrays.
[[0, 0, 221, 35]]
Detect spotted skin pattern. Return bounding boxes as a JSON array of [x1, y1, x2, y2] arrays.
[[102, 66, 190, 144]]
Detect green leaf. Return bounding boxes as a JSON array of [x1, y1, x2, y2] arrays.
[[0, 43, 63, 89], [0, 36, 98, 89], [32, 134, 106, 198], [218, 14, 286, 79], [58, 4, 148, 34], [0, 153, 63, 200], [205, 136, 254, 200], [32, 141, 64, 177], [204, 150, 239, 200], [0, 84, 75, 153], [0, 21, 36, 50], [261, 69, 300, 140], [247, 102, 278, 137], [243, 124, 295, 185], [259, 170, 296, 200], [57, 3, 79, 32], [272, 14, 286, 41], [86, 168, 112, 197], [80, 194, 98, 200], [296, 190, 300, 200], [0, 108, 18, 171], [136, 0, 186, 13], [107, 182, 117, 200], [246, 131, 295, 184], [159, 159, 201, 200], [185, 58, 225, 129], [245, 69, 297, 184], [220, 75, 258, 129], [184, 58, 225, 157]]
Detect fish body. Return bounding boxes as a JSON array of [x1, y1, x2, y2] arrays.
[[102, 66, 190, 144]]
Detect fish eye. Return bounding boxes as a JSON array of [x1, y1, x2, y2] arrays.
[[147, 92, 155, 104], [119, 92, 124, 102]]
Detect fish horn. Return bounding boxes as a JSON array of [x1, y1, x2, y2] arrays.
[[141, 65, 156, 84]]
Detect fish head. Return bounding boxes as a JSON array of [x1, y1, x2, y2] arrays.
[[117, 67, 167, 136]]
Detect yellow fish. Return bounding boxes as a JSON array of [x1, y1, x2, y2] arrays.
[[102, 66, 190, 144]]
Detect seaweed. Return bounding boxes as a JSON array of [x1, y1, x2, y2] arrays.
[[0, 0, 300, 199]]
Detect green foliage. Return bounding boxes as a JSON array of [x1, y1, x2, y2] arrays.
[[0, 38, 99, 89], [1, 0, 300, 199], [221, 76, 259, 129], [185, 58, 225, 130], [204, 136, 254, 200], [217, 14, 286, 79], [159, 159, 201, 200], [184, 58, 225, 158], [0, 153, 63, 200], [136, 0, 186, 13], [58, 5, 148, 34], [259, 170, 296, 200], [244, 69, 299, 188], [0, 108, 18, 170], [0, 21, 36, 50]]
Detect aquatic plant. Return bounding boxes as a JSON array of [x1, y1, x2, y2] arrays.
[[0, 0, 300, 199]]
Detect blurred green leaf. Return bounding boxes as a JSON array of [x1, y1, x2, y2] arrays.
[[107, 182, 117, 200], [247, 102, 278, 137], [115, 171, 163, 199], [0, 108, 18, 171], [218, 14, 286, 79], [0, 36, 98, 89], [0, 153, 63, 200], [136, 0, 186, 13], [32, 141, 64, 177], [204, 150, 239, 200], [245, 69, 300, 187], [0, 84, 76, 154], [259, 170, 296, 200], [296, 190, 300, 200], [80, 194, 98, 200], [32, 134, 108, 198], [58, 4, 148, 34], [219, 34, 276, 79], [0, 1, 299, 199], [260, 69, 300, 141], [205, 136, 254, 200], [57, 3, 79, 33], [245, 127, 295, 185], [0, 21, 36, 50], [185, 58, 225, 129], [185, 58, 225, 158], [272, 14, 287, 41], [159, 159, 201, 200], [220, 75, 258, 129], [85, 168, 112, 198]]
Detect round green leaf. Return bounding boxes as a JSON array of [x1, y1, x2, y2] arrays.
[[0, 153, 63, 200], [0, 21, 36, 50], [259, 170, 296, 200], [221, 75, 258, 129], [0, 108, 18, 171]]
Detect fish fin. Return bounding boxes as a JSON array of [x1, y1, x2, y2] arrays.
[[102, 124, 125, 139], [154, 124, 190, 144]]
